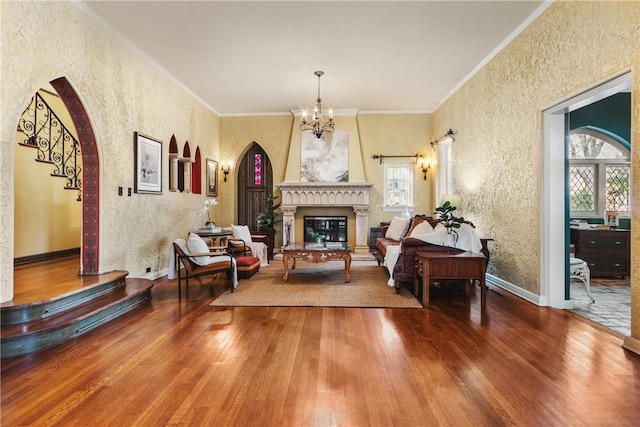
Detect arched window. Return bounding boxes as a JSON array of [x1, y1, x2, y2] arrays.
[[568, 130, 630, 216]]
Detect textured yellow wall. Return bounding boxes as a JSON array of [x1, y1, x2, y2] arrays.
[[220, 113, 433, 246], [1, 1, 221, 301], [433, 1, 639, 341], [356, 114, 433, 226], [14, 90, 82, 257]]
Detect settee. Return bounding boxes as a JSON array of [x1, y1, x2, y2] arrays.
[[375, 215, 491, 292]]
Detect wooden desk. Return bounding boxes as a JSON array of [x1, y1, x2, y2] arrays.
[[414, 250, 487, 309]]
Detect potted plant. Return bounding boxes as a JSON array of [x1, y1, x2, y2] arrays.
[[434, 201, 474, 241], [308, 229, 324, 245], [256, 196, 281, 230]]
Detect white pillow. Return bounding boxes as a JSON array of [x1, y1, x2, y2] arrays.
[[187, 233, 211, 266], [410, 221, 434, 237], [385, 216, 411, 241], [231, 224, 253, 244]]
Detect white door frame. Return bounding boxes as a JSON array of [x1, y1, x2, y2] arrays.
[[541, 72, 632, 308]]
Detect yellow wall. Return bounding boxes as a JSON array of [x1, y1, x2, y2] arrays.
[[432, 1, 640, 344], [220, 113, 433, 248], [1, 1, 221, 301], [14, 89, 82, 258]]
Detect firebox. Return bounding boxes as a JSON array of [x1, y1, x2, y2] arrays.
[[304, 216, 347, 243]]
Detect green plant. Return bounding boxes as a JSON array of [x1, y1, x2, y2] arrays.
[[434, 201, 474, 236], [256, 196, 281, 229]]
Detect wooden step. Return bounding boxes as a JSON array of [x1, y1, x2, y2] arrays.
[[1, 270, 129, 325], [1, 278, 153, 359]]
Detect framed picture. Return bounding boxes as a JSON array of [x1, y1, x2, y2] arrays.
[[300, 129, 349, 182], [206, 158, 218, 197], [134, 132, 163, 194]]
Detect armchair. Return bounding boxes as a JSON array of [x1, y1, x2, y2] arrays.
[[172, 238, 236, 299]]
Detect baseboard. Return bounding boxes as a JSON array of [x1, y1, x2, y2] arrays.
[[623, 336, 640, 356], [486, 274, 544, 306], [14, 248, 81, 266]]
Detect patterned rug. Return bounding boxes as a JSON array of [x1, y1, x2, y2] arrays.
[[209, 260, 422, 308]]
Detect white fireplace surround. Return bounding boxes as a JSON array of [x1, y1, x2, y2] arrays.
[[276, 182, 373, 255]]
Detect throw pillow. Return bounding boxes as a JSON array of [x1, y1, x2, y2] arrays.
[[187, 233, 211, 266], [231, 224, 253, 244], [409, 220, 434, 237], [385, 216, 411, 241]]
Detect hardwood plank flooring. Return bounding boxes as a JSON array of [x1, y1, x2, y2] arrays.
[[2, 260, 639, 426]]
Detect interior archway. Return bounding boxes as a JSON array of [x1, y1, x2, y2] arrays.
[[49, 77, 100, 274]]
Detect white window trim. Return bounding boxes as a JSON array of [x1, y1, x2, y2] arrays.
[[382, 161, 414, 211]]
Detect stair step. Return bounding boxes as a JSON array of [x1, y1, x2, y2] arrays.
[[1, 279, 153, 359], [1, 270, 130, 325]]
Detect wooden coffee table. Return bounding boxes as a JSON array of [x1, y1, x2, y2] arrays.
[[282, 243, 352, 283]]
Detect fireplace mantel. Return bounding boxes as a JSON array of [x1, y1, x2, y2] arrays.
[[277, 181, 373, 207], [276, 181, 374, 255]]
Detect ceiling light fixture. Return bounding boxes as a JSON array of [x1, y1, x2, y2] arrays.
[[300, 71, 334, 139]]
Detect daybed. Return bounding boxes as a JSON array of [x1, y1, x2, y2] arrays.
[[375, 215, 491, 292]]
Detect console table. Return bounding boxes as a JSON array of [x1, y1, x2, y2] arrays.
[[414, 250, 487, 309]]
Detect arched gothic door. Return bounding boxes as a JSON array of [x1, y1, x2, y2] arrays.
[[237, 142, 273, 229]]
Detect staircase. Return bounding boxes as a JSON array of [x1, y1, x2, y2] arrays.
[[1, 272, 153, 359]]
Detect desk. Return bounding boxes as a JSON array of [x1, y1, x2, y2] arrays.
[[282, 243, 352, 283], [414, 250, 487, 309]]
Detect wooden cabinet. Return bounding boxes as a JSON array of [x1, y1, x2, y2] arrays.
[[570, 228, 630, 277]]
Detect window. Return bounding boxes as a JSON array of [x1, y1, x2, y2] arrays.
[[568, 132, 630, 217], [383, 161, 413, 211]]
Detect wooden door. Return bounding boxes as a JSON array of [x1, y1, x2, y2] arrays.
[[237, 142, 273, 230]]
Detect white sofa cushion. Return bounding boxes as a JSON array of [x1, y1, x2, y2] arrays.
[[231, 224, 253, 243], [409, 220, 434, 237], [187, 232, 211, 266], [385, 216, 410, 241]]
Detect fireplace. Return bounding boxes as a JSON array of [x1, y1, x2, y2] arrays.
[[304, 216, 347, 243], [276, 182, 373, 255]]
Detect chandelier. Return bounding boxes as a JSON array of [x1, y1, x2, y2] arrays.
[[300, 71, 334, 139]]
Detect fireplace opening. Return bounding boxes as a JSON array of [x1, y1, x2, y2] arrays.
[[304, 216, 347, 243]]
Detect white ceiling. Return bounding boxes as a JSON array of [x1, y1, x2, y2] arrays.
[[80, 1, 547, 116]]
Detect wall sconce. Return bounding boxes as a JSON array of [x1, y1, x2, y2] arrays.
[[420, 158, 431, 180], [221, 164, 231, 182]]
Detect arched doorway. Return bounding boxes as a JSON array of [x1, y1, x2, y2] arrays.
[[48, 77, 100, 274], [236, 142, 274, 229]]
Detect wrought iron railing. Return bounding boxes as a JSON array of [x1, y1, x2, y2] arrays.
[[17, 91, 82, 196]]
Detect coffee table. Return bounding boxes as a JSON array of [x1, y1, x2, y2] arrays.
[[282, 243, 352, 283]]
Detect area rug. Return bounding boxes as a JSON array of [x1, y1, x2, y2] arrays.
[[209, 260, 422, 308]]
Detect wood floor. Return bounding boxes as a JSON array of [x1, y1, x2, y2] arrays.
[[2, 259, 639, 426]]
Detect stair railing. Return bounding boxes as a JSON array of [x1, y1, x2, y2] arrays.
[[17, 92, 82, 197]]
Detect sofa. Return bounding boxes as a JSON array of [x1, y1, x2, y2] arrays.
[[375, 215, 491, 292]]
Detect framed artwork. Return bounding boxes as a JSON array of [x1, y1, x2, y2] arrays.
[[206, 158, 218, 197], [300, 129, 349, 182], [134, 132, 163, 194]]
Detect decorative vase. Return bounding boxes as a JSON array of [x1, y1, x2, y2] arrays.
[[400, 205, 411, 219], [205, 221, 216, 230]]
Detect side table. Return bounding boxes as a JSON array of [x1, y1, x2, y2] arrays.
[[414, 250, 487, 309]]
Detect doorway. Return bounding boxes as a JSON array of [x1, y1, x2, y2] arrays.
[[542, 72, 632, 334], [236, 142, 274, 229], [13, 77, 100, 276]]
